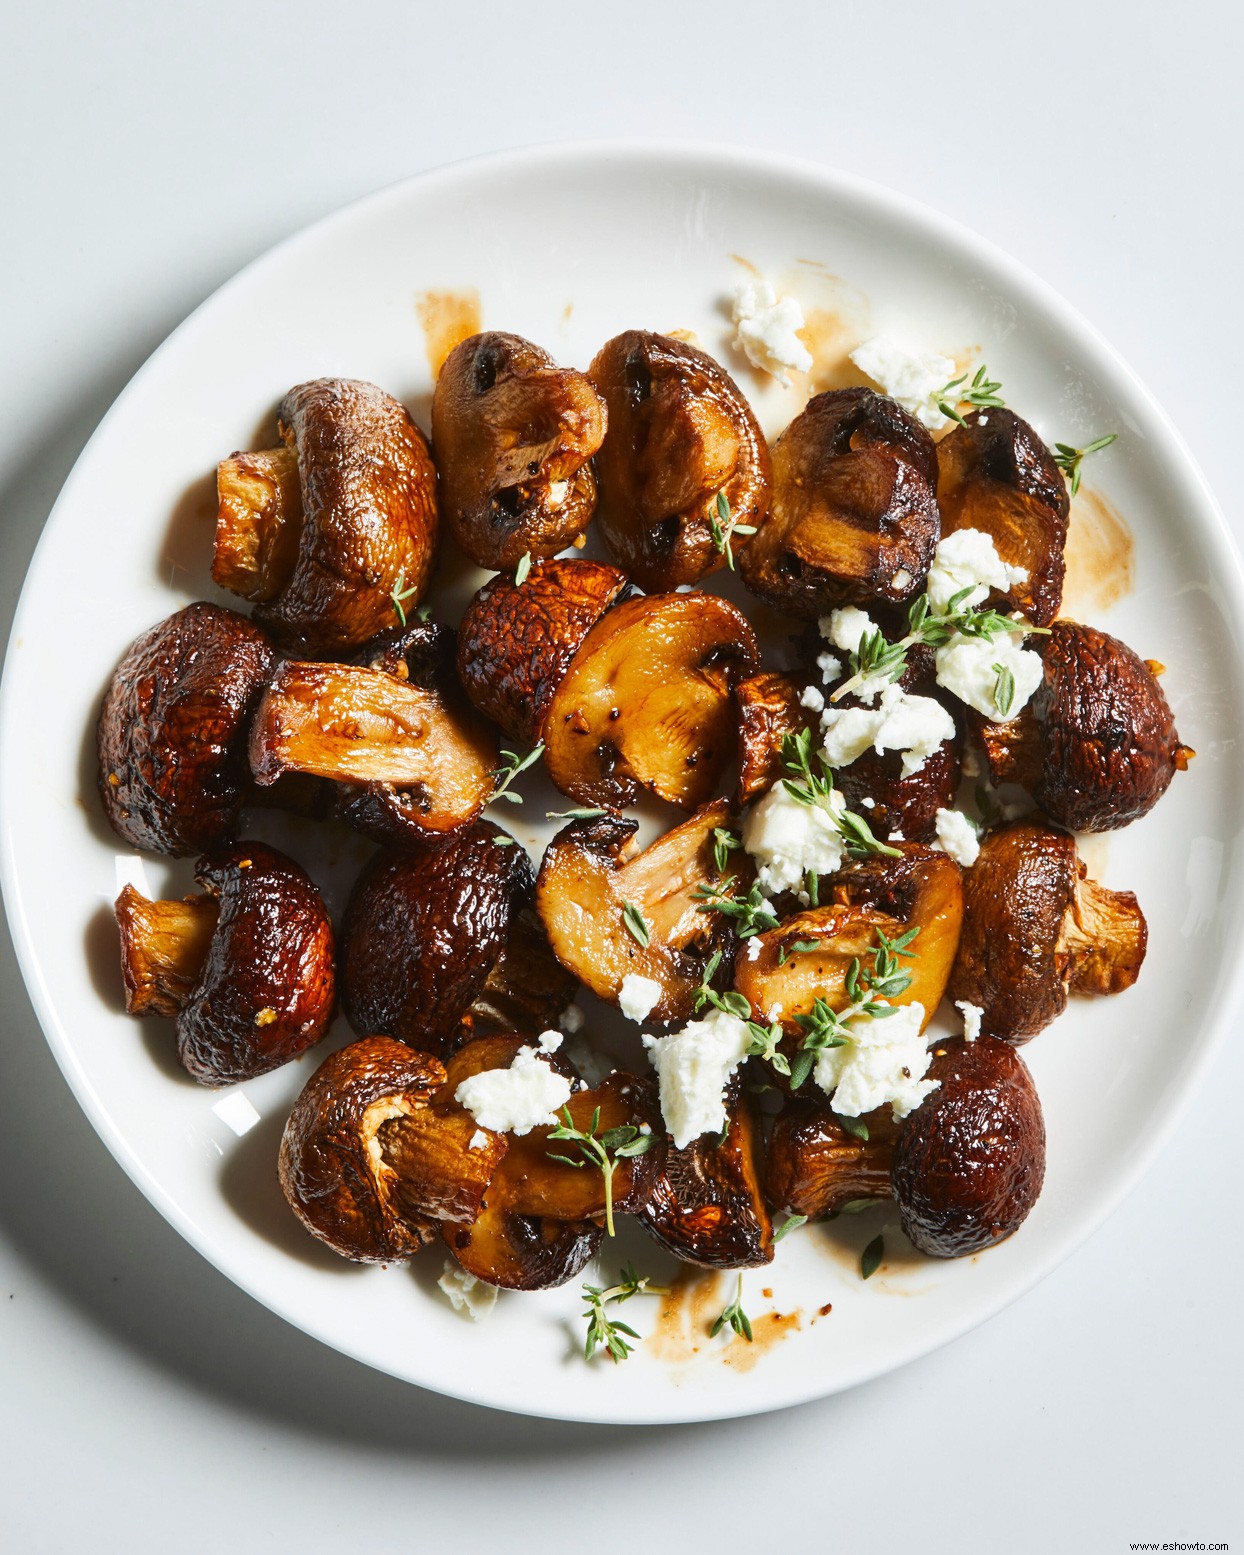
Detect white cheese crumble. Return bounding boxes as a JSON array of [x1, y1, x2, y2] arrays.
[[932, 807, 980, 867], [731, 279, 813, 385], [816, 650, 843, 684], [437, 1261, 498, 1321], [956, 1000, 984, 1043], [558, 1003, 585, 1034], [813, 1000, 938, 1119], [618, 972, 663, 1024], [935, 629, 1043, 722], [820, 607, 890, 703], [468, 1129, 490, 1151], [454, 1042, 572, 1136], [745, 937, 762, 961], [742, 777, 846, 897], [849, 337, 958, 431], [799, 683, 826, 713], [925, 528, 1028, 614], [644, 1007, 752, 1148], [820, 682, 955, 777]]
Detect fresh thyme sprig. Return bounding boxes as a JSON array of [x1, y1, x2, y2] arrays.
[[936, 364, 1006, 427], [779, 730, 901, 858], [622, 901, 651, 948], [711, 1274, 754, 1342], [788, 925, 921, 1091], [693, 877, 780, 939], [778, 937, 822, 966], [773, 1213, 809, 1243], [992, 661, 1016, 718], [693, 953, 790, 1077], [390, 567, 419, 627], [708, 491, 758, 571], [489, 743, 544, 804], [580, 1263, 668, 1363], [860, 1234, 885, 1280], [547, 1108, 655, 1238], [712, 826, 742, 876], [514, 551, 533, 585], [1053, 433, 1117, 497], [546, 806, 608, 821]]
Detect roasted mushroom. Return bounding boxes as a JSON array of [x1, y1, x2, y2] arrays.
[[249, 621, 498, 843], [587, 329, 772, 590], [97, 602, 275, 856], [834, 721, 961, 845], [936, 408, 1069, 627], [214, 378, 439, 656], [739, 388, 939, 617], [536, 802, 736, 1024], [891, 1036, 1046, 1257], [431, 332, 606, 569], [949, 819, 1147, 1042], [735, 671, 818, 804], [115, 841, 335, 1085], [977, 620, 1191, 832], [341, 822, 571, 1054], [279, 1035, 446, 1262], [766, 1099, 897, 1219]]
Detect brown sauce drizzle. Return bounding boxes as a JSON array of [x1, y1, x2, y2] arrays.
[[415, 288, 482, 378], [647, 1267, 723, 1364], [1062, 489, 1135, 616], [721, 1309, 804, 1371]]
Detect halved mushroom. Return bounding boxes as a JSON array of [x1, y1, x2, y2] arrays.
[[543, 591, 760, 809], [936, 408, 1069, 627], [739, 388, 939, 617], [456, 558, 629, 745], [891, 1036, 1046, 1257], [835, 723, 961, 845], [637, 1094, 772, 1268], [978, 620, 1191, 832], [736, 671, 818, 804], [97, 602, 275, 857], [766, 1098, 897, 1218], [215, 378, 439, 656], [536, 802, 737, 1024], [432, 332, 607, 569], [249, 621, 498, 843], [948, 819, 1147, 1042], [587, 330, 772, 590], [115, 841, 335, 1086], [442, 1202, 601, 1292], [342, 822, 571, 1054], [279, 1035, 446, 1262]]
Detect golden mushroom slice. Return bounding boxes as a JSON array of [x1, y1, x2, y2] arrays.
[[735, 670, 818, 804], [587, 329, 772, 590], [536, 801, 737, 1024], [432, 332, 607, 569]]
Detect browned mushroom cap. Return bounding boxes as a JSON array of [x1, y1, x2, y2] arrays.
[[587, 330, 772, 590], [835, 737, 960, 846], [736, 671, 818, 804], [342, 822, 570, 1054], [97, 603, 275, 857], [249, 621, 498, 843], [739, 388, 939, 617], [981, 620, 1191, 833], [443, 1202, 602, 1292], [279, 1034, 446, 1262], [891, 1036, 1046, 1257], [215, 378, 439, 657], [456, 558, 629, 745], [432, 332, 606, 569], [536, 802, 737, 1024], [544, 591, 760, 809], [948, 819, 1147, 1042], [766, 1099, 896, 1218], [936, 408, 1069, 627], [637, 1094, 772, 1268]]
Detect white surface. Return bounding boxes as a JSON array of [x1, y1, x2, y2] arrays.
[[1, 0, 1240, 1545]]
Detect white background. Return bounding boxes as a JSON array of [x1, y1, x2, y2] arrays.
[[2, 3, 1240, 1551]]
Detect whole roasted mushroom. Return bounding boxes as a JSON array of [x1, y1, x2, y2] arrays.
[[214, 378, 439, 656], [891, 1036, 1046, 1257], [587, 330, 772, 590], [766, 1099, 897, 1219], [115, 841, 335, 1085], [977, 620, 1191, 832], [432, 332, 607, 569], [739, 388, 939, 617], [936, 407, 1069, 627], [949, 819, 1147, 1042], [97, 602, 275, 856]]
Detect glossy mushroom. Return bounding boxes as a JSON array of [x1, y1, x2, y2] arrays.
[[766, 1099, 897, 1218]]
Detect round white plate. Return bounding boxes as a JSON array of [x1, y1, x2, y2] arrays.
[[4, 143, 1242, 1425]]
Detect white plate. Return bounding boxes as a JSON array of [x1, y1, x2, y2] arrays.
[[4, 143, 1242, 1425]]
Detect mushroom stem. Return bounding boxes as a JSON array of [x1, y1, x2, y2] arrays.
[[214, 445, 303, 602], [115, 884, 219, 1017], [1060, 871, 1148, 996]]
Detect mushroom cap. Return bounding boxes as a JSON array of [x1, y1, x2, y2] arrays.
[[766, 1098, 897, 1219]]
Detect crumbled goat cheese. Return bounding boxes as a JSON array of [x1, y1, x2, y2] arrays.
[[821, 607, 890, 703], [745, 937, 762, 961], [438, 1261, 498, 1321], [820, 682, 955, 777], [800, 683, 826, 713], [559, 1004, 585, 1035], [454, 1043, 572, 1135], [813, 1001, 938, 1119], [861, 796, 875, 809], [926, 528, 1028, 614], [731, 279, 813, 385], [546, 480, 569, 507], [932, 807, 980, 867], [644, 1007, 753, 1148], [742, 778, 846, 897], [536, 1029, 563, 1053], [618, 972, 663, 1024], [935, 630, 1044, 722], [956, 1000, 983, 1043], [849, 337, 958, 431], [468, 1129, 490, 1151], [816, 651, 843, 684], [891, 567, 913, 591], [888, 829, 905, 842]]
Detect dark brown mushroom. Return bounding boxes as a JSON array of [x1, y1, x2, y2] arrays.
[[442, 1202, 601, 1292], [766, 1099, 897, 1218], [891, 1036, 1046, 1257], [97, 602, 275, 857], [214, 378, 439, 656], [739, 388, 939, 617], [948, 819, 1147, 1042], [936, 407, 1069, 627], [431, 332, 606, 569], [735, 671, 818, 804], [115, 841, 335, 1086], [586, 329, 772, 590]]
